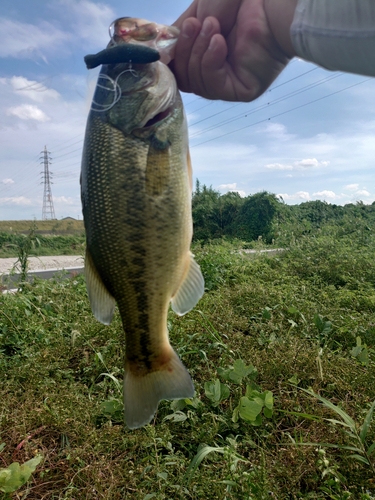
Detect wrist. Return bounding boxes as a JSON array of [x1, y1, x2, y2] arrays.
[[264, 0, 298, 59]]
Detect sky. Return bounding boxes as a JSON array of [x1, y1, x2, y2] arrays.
[[0, 0, 374, 220]]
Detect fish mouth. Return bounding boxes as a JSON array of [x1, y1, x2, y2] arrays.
[[143, 105, 174, 128]]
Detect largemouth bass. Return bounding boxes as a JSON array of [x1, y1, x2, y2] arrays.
[[81, 17, 204, 429]]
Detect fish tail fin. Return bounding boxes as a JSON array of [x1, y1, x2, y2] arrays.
[[123, 349, 194, 429]]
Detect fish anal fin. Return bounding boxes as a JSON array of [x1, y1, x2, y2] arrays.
[[171, 253, 205, 316], [85, 248, 115, 325], [124, 348, 194, 429]]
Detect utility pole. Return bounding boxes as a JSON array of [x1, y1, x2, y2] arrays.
[[40, 145, 56, 220]]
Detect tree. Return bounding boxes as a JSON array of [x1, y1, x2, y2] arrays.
[[232, 191, 280, 242]]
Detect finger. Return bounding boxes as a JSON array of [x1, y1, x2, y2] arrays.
[[171, 18, 201, 94], [187, 16, 221, 97], [200, 34, 230, 100], [173, 1, 198, 30]]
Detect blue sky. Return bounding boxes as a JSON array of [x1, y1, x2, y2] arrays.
[[0, 0, 374, 220]]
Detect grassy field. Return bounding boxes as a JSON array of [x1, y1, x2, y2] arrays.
[[1, 229, 375, 498], [0, 219, 84, 235], [0, 220, 85, 258]]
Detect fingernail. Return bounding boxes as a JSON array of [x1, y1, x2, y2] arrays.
[[201, 18, 213, 38], [182, 20, 196, 39]]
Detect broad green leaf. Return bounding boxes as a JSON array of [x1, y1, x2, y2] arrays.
[[0, 443, 5, 453], [367, 442, 375, 456], [204, 379, 229, 405], [220, 384, 230, 401], [204, 379, 221, 403], [360, 400, 375, 443], [253, 396, 264, 407], [263, 407, 273, 419], [288, 306, 300, 315], [232, 407, 239, 423], [163, 411, 188, 423], [238, 397, 263, 422], [262, 308, 271, 320], [143, 494, 157, 500], [264, 391, 273, 410], [245, 387, 260, 399], [251, 413, 263, 426], [171, 399, 187, 412], [100, 399, 123, 415], [229, 360, 257, 384], [288, 375, 300, 385], [357, 347, 369, 365], [0, 455, 42, 493], [157, 472, 168, 480]]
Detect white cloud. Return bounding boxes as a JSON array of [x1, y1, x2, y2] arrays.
[[355, 189, 370, 197], [6, 104, 50, 122], [277, 191, 311, 201], [265, 163, 293, 170], [265, 158, 329, 171], [218, 183, 237, 191], [262, 122, 294, 141], [344, 183, 359, 191], [54, 196, 75, 205], [2, 178, 14, 185], [217, 183, 246, 197], [312, 190, 339, 200], [54, 0, 115, 48], [294, 158, 330, 169], [9, 76, 60, 103], [0, 196, 32, 206], [0, 17, 71, 59]]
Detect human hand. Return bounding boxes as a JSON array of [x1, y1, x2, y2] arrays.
[[170, 0, 297, 102]]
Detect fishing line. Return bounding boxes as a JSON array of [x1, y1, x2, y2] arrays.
[[91, 66, 139, 113]]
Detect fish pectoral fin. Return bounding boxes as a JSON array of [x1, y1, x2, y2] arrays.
[[171, 253, 205, 316], [124, 349, 194, 429], [85, 249, 116, 325]]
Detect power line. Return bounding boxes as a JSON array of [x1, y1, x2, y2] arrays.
[[189, 67, 319, 128], [189, 72, 343, 139], [192, 77, 372, 148]]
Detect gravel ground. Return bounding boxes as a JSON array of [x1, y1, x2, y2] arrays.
[[0, 255, 84, 275]]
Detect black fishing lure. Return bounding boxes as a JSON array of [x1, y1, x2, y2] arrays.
[[84, 44, 160, 69]]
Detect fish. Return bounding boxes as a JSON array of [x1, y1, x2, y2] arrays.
[[81, 17, 204, 429]]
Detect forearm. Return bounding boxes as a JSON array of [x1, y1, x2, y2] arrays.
[[267, 0, 375, 76], [264, 0, 298, 58], [291, 0, 375, 76]]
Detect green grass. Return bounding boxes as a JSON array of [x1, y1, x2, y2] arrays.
[[0, 219, 84, 235], [1, 232, 375, 498], [0, 232, 85, 258]]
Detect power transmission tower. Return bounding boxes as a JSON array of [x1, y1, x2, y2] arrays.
[[40, 145, 56, 220]]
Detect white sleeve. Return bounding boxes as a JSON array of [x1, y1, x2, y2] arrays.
[[290, 0, 375, 76]]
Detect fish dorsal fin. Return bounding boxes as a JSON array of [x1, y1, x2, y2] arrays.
[[85, 248, 116, 325], [171, 253, 205, 316]]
